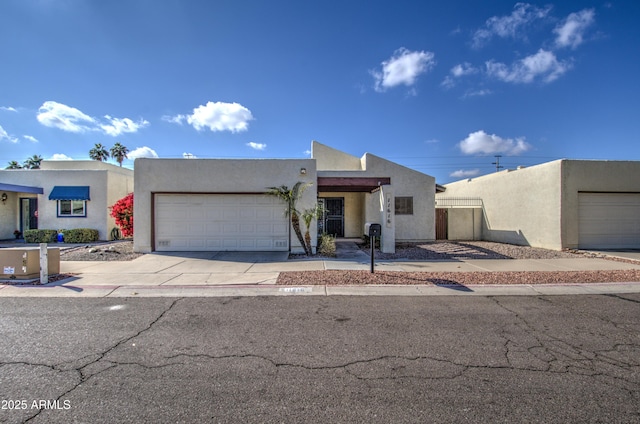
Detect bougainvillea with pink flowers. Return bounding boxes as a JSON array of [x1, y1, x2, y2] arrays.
[[110, 193, 134, 238]]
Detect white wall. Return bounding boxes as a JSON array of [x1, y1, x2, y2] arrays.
[[0, 162, 133, 240], [440, 161, 563, 249], [133, 158, 317, 253]]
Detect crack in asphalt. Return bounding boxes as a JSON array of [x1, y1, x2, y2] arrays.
[[487, 295, 640, 390], [20, 298, 184, 423]]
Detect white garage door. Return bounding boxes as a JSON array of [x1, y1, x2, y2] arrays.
[[578, 193, 640, 249], [155, 194, 289, 251]]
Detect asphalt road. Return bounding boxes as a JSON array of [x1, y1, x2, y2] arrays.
[[1, 294, 639, 423]]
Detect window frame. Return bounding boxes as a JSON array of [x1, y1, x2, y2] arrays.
[[57, 200, 87, 217], [394, 196, 414, 215]]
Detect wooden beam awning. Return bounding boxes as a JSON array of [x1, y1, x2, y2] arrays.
[[317, 177, 391, 192]]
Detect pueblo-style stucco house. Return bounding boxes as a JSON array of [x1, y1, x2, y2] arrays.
[[436, 159, 640, 250], [0, 161, 133, 241], [133, 141, 436, 253]]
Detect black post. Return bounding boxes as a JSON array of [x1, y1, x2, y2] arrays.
[[370, 236, 375, 273]]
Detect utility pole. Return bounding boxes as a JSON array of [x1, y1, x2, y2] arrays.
[[492, 155, 504, 172]]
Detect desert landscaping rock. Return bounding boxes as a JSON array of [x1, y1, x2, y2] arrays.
[[60, 240, 143, 261]]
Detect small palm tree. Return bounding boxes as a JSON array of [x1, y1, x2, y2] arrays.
[[23, 155, 42, 169], [267, 182, 312, 255], [6, 160, 22, 169], [89, 143, 110, 162], [110, 142, 129, 167], [301, 203, 324, 255]]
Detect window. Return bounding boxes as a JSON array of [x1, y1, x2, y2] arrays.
[[58, 200, 87, 217], [395, 196, 413, 215]]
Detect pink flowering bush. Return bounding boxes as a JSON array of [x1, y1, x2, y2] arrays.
[[110, 193, 134, 238]]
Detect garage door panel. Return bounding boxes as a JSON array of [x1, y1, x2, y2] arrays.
[[579, 193, 640, 249], [155, 194, 289, 251]]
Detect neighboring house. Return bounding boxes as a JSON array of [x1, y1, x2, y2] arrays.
[[0, 161, 134, 241], [436, 159, 640, 250], [133, 141, 436, 253]]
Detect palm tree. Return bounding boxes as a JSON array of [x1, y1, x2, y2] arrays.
[[23, 155, 43, 169], [267, 182, 312, 255], [6, 160, 22, 169], [301, 203, 324, 255], [89, 143, 110, 162], [110, 142, 129, 167]]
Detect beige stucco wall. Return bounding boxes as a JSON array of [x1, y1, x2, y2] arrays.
[[317, 191, 365, 238], [0, 162, 133, 240], [440, 160, 563, 249], [446, 208, 482, 240], [440, 159, 640, 250], [314, 143, 435, 245], [560, 160, 640, 249], [133, 158, 317, 253], [312, 141, 362, 171]]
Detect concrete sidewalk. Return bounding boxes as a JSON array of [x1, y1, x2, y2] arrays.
[[1, 249, 640, 297]]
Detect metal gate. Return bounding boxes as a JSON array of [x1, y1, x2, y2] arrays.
[[319, 197, 344, 237]]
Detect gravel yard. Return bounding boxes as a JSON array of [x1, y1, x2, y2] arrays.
[[279, 241, 640, 286], [59, 240, 143, 261], [360, 240, 587, 260]]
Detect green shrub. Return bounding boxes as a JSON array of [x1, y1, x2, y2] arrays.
[[24, 229, 58, 243], [62, 228, 99, 243], [318, 233, 336, 257]]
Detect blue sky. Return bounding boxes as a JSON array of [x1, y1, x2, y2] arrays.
[[1, 0, 639, 183]]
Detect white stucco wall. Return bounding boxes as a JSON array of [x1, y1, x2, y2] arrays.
[[440, 161, 563, 249], [560, 160, 640, 249], [133, 158, 317, 253], [0, 162, 133, 240], [446, 208, 482, 240], [314, 144, 436, 244], [440, 159, 640, 250]]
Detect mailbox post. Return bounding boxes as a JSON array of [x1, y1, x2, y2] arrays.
[[367, 223, 382, 273]]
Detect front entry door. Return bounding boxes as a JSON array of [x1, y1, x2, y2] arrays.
[[320, 197, 344, 237], [20, 198, 38, 234]]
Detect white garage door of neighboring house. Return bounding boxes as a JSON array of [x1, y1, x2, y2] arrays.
[[155, 194, 289, 251], [578, 193, 640, 249]]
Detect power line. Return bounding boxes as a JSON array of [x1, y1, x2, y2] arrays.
[[492, 155, 504, 172]]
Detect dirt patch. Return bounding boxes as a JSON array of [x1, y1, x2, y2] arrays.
[[60, 240, 143, 261]]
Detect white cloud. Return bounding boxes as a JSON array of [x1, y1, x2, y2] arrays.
[[23, 135, 38, 142], [458, 130, 531, 155], [162, 115, 185, 125], [0, 125, 18, 143], [472, 3, 552, 48], [1, 106, 17, 112], [463, 89, 493, 98], [175, 101, 254, 133], [101, 115, 150, 137], [247, 142, 266, 151], [450, 169, 481, 178], [441, 63, 478, 88], [50, 153, 73, 160], [303, 149, 311, 156], [554, 9, 595, 49], [37, 101, 149, 136], [37, 101, 96, 133], [372, 48, 436, 92], [128, 146, 159, 159], [182, 152, 197, 158], [486, 49, 571, 84]]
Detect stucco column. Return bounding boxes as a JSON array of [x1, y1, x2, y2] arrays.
[[379, 185, 395, 253]]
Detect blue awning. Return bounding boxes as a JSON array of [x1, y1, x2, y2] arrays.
[[0, 183, 44, 194], [49, 186, 90, 200]]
